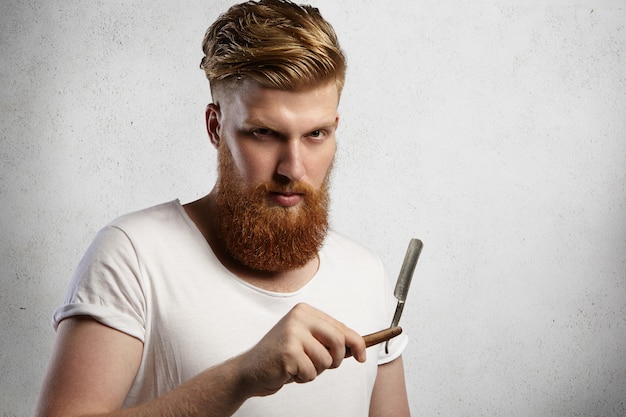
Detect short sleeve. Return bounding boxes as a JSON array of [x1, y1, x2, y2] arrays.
[[53, 225, 146, 342]]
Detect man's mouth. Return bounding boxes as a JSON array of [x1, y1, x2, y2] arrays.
[[267, 191, 305, 207]]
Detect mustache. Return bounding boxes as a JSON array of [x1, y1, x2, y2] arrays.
[[256, 181, 316, 195]]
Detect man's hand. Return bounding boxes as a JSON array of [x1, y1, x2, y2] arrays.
[[237, 303, 367, 397]]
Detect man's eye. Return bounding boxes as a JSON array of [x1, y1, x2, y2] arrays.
[[309, 130, 323, 138], [254, 128, 274, 136]]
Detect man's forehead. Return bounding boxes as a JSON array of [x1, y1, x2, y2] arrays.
[[213, 77, 340, 105], [218, 81, 339, 126]]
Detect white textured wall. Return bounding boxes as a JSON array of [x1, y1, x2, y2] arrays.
[[1, 1, 625, 416]]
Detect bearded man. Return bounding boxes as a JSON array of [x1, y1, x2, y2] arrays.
[[35, 1, 410, 416]]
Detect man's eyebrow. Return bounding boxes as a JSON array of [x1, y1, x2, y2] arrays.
[[242, 117, 338, 132], [242, 117, 276, 128]]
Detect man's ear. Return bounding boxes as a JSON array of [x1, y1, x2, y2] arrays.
[[205, 103, 221, 148]]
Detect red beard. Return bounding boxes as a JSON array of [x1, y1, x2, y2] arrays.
[[215, 145, 331, 272]]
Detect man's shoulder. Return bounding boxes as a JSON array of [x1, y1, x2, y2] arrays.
[[108, 200, 185, 231], [82, 200, 198, 266], [94, 200, 193, 248]]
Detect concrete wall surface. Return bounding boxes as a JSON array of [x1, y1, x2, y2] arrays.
[[1, 1, 625, 415]]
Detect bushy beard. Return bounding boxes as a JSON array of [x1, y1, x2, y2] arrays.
[[215, 144, 331, 273]]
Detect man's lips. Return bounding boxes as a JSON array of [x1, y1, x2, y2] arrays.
[[268, 191, 304, 207]]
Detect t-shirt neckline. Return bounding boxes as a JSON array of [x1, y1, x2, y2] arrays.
[[172, 199, 327, 298]]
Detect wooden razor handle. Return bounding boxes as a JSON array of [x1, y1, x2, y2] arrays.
[[345, 326, 403, 358]]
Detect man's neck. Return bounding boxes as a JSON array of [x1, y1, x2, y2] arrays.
[[183, 192, 320, 293]]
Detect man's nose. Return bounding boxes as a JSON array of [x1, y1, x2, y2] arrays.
[[276, 139, 306, 182]]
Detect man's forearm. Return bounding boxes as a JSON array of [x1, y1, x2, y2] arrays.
[[130, 356, 250, 417], [38, 355, 252, 417]]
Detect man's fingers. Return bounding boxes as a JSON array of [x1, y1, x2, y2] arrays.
[[244, 303, 376, 395], [344, 326, 403, 359]]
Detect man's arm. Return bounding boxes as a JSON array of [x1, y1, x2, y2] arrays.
[[35, 316, 143, 416], [34, 316, 252, 417], [35, 303, 367, 417], [369, 356, 411, 417]]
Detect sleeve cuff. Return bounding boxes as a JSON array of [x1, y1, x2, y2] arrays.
[[52, 303, 145, 343]]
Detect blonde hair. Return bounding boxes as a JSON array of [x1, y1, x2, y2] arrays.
[[200, 0, 346, 95]]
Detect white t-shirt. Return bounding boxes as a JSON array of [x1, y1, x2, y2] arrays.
[[54, 200, 408, 416]]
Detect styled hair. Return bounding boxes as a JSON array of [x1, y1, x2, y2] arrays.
[[200, 0, 346, 95]]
